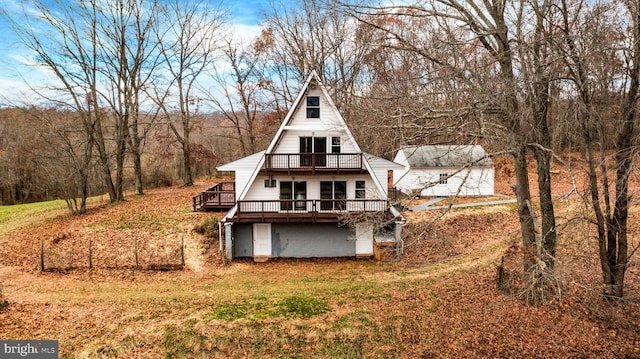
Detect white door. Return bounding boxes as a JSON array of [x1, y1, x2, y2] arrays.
[[253, 223, 272, 259], [355, 223, 373, 257]]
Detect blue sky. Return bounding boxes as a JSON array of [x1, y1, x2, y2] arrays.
[[0, 0, 269, 106]]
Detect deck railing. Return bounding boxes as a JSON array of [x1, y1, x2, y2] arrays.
[[236, 199, 388, 215], [263, 153, 363, 172], [192, 181, 236, 211]]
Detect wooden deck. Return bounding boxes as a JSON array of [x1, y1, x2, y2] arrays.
[[192, 182, 236, 212], [226, 199, 392, 223]]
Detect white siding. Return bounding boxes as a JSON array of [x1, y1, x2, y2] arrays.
[[366, 155, 404, 197], [244, 175, 281, 200], [289, 88, 342, 128], [392, 151, 410, 188], [217, 151, 264, 200], [395, 166, 494, 197]]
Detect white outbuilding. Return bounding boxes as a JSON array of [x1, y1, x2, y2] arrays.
[[393, 145, 494, 197]]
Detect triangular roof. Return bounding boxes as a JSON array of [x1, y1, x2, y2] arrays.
[[399, 145, 493, 168], [265, 70, 361, 154], [231, 70, 389, 200]]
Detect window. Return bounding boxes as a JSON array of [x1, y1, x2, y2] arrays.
[[355, 181, 366, 198], [264, 178, 276, 188], [280, 181, 307, 210], [331, 137, 341, 153], [320, 181, 347, 210], [299, 136, 326, 167], [439, 173, 448, 185], [307, 96, 320, 118]]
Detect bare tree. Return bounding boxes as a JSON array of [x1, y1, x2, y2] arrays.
[[554, 0, 640, 298], [97, 0, 164, 196], [28, 108, 97, 214], [338, 0, 560, 303], [206, 40, 265, 157], [261, 0, 370, 115], [154, 0, 226, 186], [1, 0, 117, 204]]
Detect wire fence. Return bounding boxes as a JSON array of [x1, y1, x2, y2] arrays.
[[38, 237, 186, 272]]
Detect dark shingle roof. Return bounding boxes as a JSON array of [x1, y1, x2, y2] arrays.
[[400, 145, 492, 168]]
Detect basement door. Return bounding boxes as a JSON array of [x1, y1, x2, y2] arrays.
[[253, 223, 272, 258], [355, 223, 374, 257]]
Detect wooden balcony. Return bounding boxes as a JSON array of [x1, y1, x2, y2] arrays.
[[262, 153, 365, 174], [192, 182, 236, 211], [226, 199, 391, 223]]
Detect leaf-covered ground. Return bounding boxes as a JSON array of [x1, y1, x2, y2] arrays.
[[0, 163, 639, 358]]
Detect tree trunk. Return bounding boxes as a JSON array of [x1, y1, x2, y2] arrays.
[[182, 139, 194, 187], [512, 143, 538, 273], [133, 150, 143, 195], [114, 115, 127, 202], [606, 131, 634, 297], [94, 116, 118, 203], [530, 12, 556, 268], [130, 111, 144, 195]]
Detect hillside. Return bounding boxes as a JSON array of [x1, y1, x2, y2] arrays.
[[0, 170, 639, 357]]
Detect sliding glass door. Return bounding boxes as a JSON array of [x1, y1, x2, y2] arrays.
[[320, 181, 346, 210]]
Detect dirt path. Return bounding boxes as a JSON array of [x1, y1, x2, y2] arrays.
[[372, 233, 506, 284], [180, 229, 205, 272]]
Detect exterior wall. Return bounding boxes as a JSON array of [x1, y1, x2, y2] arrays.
[[274, 131, 358, 154], [367, 156, 401, 197], [231, 222, 357, 258], [218, 151, 264, 200], [232, 223, 254, 258], [395, 166, 494, 197], [274, 86, 358, 155], [392, 151, 410, 188], [288, 88, 344, 128]]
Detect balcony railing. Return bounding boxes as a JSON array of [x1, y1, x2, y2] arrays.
[[229, 199, 389, 222], [263, 153, 364, 173], [192, 181, 236, 211]]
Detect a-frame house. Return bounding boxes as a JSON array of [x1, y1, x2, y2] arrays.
[[217, 71, 405, 261]]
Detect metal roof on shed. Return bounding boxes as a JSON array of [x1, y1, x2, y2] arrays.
[[400, 145, 492, 168]]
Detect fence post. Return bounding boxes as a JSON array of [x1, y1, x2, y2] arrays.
[[180, 237, 185, 267], [88, 240, 93, 269], [134, 238, 139, 269], [40, 239, 44, 272]]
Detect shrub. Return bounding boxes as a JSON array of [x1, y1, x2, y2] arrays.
[[193, 216, 219, 238]]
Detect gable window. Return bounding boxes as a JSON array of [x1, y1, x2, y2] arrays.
[[355, 180, 366, 198], [439, 173, 448, 185], [331, 136, 341, 153], [306, 96, 320, 118]]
